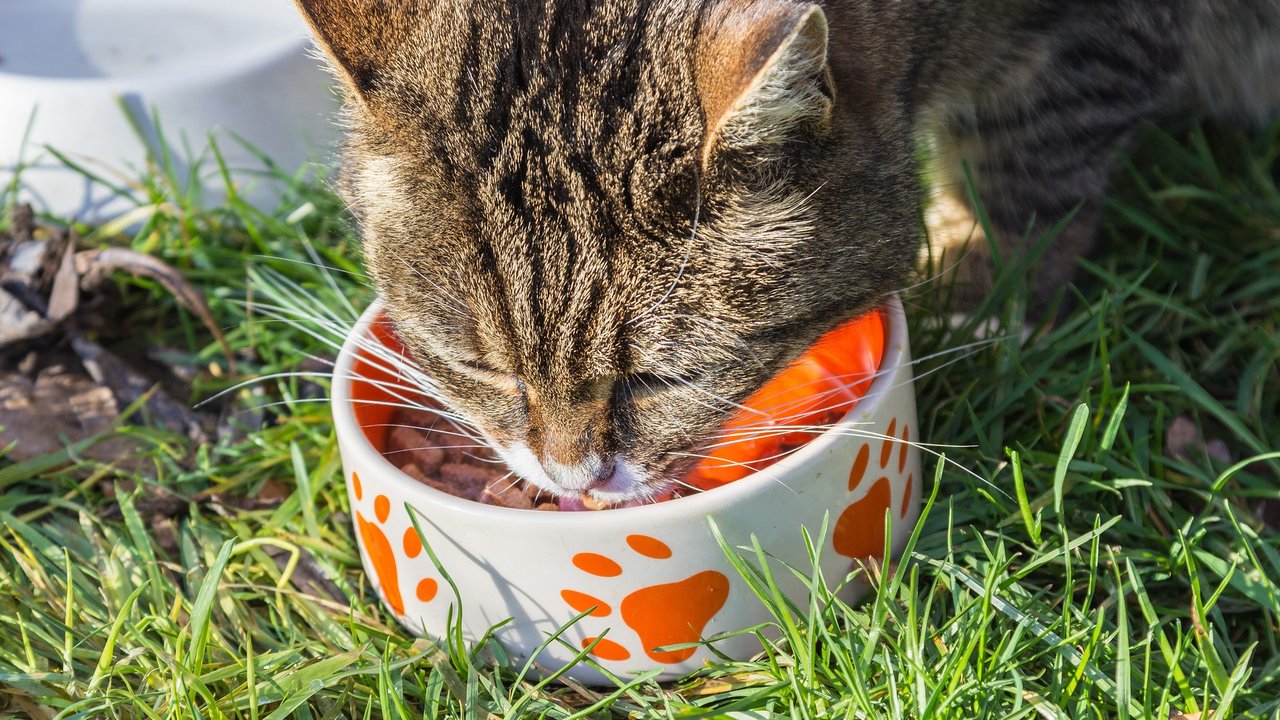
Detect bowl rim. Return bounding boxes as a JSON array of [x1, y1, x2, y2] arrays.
[[331, 295, 911, 526], [0, 0, 309, 91]]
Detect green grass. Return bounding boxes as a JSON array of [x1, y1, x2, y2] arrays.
[[1, 118, 1278, 719]]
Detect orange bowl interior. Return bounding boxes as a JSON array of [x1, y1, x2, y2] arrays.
[[348, 308, 886, 491], [684, 309, 886, 489], [350, 315, 428, 454]]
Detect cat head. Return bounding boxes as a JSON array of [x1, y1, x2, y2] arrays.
[[296, 0, 919, 501]]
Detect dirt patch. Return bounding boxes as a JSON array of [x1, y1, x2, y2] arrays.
[[0, 204, 230, 468]]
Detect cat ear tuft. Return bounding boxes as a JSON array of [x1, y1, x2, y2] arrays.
[[698, 2, 832, 167], [293, 0, 423, 108]]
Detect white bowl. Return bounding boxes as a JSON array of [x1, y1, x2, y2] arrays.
[[331, 297, 922, 685], [0, 0, 339, 220]]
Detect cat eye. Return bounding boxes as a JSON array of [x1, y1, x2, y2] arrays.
[[457, 359, 524, 396], [458, 358, 502, 375]]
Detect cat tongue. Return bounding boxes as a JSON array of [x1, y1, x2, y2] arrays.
[[558, 496, 590, 511]]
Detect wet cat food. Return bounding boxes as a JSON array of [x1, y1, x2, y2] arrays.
[[384, 406, 552, 509], [382, 406, 664, 510]]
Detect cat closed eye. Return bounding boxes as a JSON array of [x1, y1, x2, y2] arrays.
[[458, 359, 525, 395], [621, 372, 694, 397], [459, 358, 501, 375]]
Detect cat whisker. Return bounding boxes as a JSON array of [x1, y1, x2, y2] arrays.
[[623, 355, 761, 417], [243, 304, 375, 354], [737, 333, 1007, 422], [383, 444, 494, 455], [708, 423, 963, 450], [229, 266, 499, 458], [695, 423, 990, 489], [250, 253, 371, 281], [627, 184, 701, 326], [661, 476, 707, 495], [194, 370, 340, 409], [666, 450, 801, 495], [301, 238, 366, 319], [244, 304, 445, 394], [670, 447, 803, 468], [248, 267, 357, 331], [644, 367, 761, 417], [393, 255, 470, 318], [485, 472, 520, 496], [372, 421, 475, 432], [462, 454, 507, 465], [232, 386, 481, 440], [271, 376, 459, 433]]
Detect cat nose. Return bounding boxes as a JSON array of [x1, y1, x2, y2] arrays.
[[587, 457, 618, 490], [541, 453, 614, 493]]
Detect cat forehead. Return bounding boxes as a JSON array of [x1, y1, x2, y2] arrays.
[[357, 122, 827, 344], [343, 0, 849, 369], [362, 1, 708, 139]]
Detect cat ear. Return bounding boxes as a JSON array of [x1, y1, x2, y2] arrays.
[[293, 0, 423, 108], [697, 2, 832, 167]]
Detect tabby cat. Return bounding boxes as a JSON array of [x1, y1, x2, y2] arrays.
[[294, 0, 1280, 501]]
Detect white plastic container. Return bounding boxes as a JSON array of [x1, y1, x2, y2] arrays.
[[0, 0, 339, 220], [331, 297, 922, 685]]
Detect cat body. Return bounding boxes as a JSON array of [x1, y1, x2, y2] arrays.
[[295, 0, 1280, 500], [916, 0, 1280, 301]]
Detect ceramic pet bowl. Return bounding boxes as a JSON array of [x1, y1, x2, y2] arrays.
[[331, 297, 922, 685], [0, 0, 339, 221]]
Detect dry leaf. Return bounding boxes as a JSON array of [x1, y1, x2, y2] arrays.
[[1165, 416, 1233, 466], [45, 232, 79, 321], [75, 247, 236, 370], [0, 284, 51, 345], [257, 479, 291, 503], [1166, 416, 1201, 461]]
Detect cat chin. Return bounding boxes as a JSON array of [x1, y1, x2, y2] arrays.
[[490, 441, 558, 491], [580, 458, 652, 503], [492, 441, 654, 502]]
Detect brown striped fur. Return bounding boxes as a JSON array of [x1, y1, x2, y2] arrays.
[[295, 0, 1280, 499]]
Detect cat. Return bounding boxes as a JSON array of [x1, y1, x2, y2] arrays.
[[293, 0, 1280, 502]]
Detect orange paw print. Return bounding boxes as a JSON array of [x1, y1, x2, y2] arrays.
[[351, 471, 439, 616], [832, 418, 914, 561], [562, 535, 730, 664]]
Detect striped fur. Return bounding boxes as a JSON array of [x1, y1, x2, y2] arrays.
[[295, 0, 1280, 499]]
